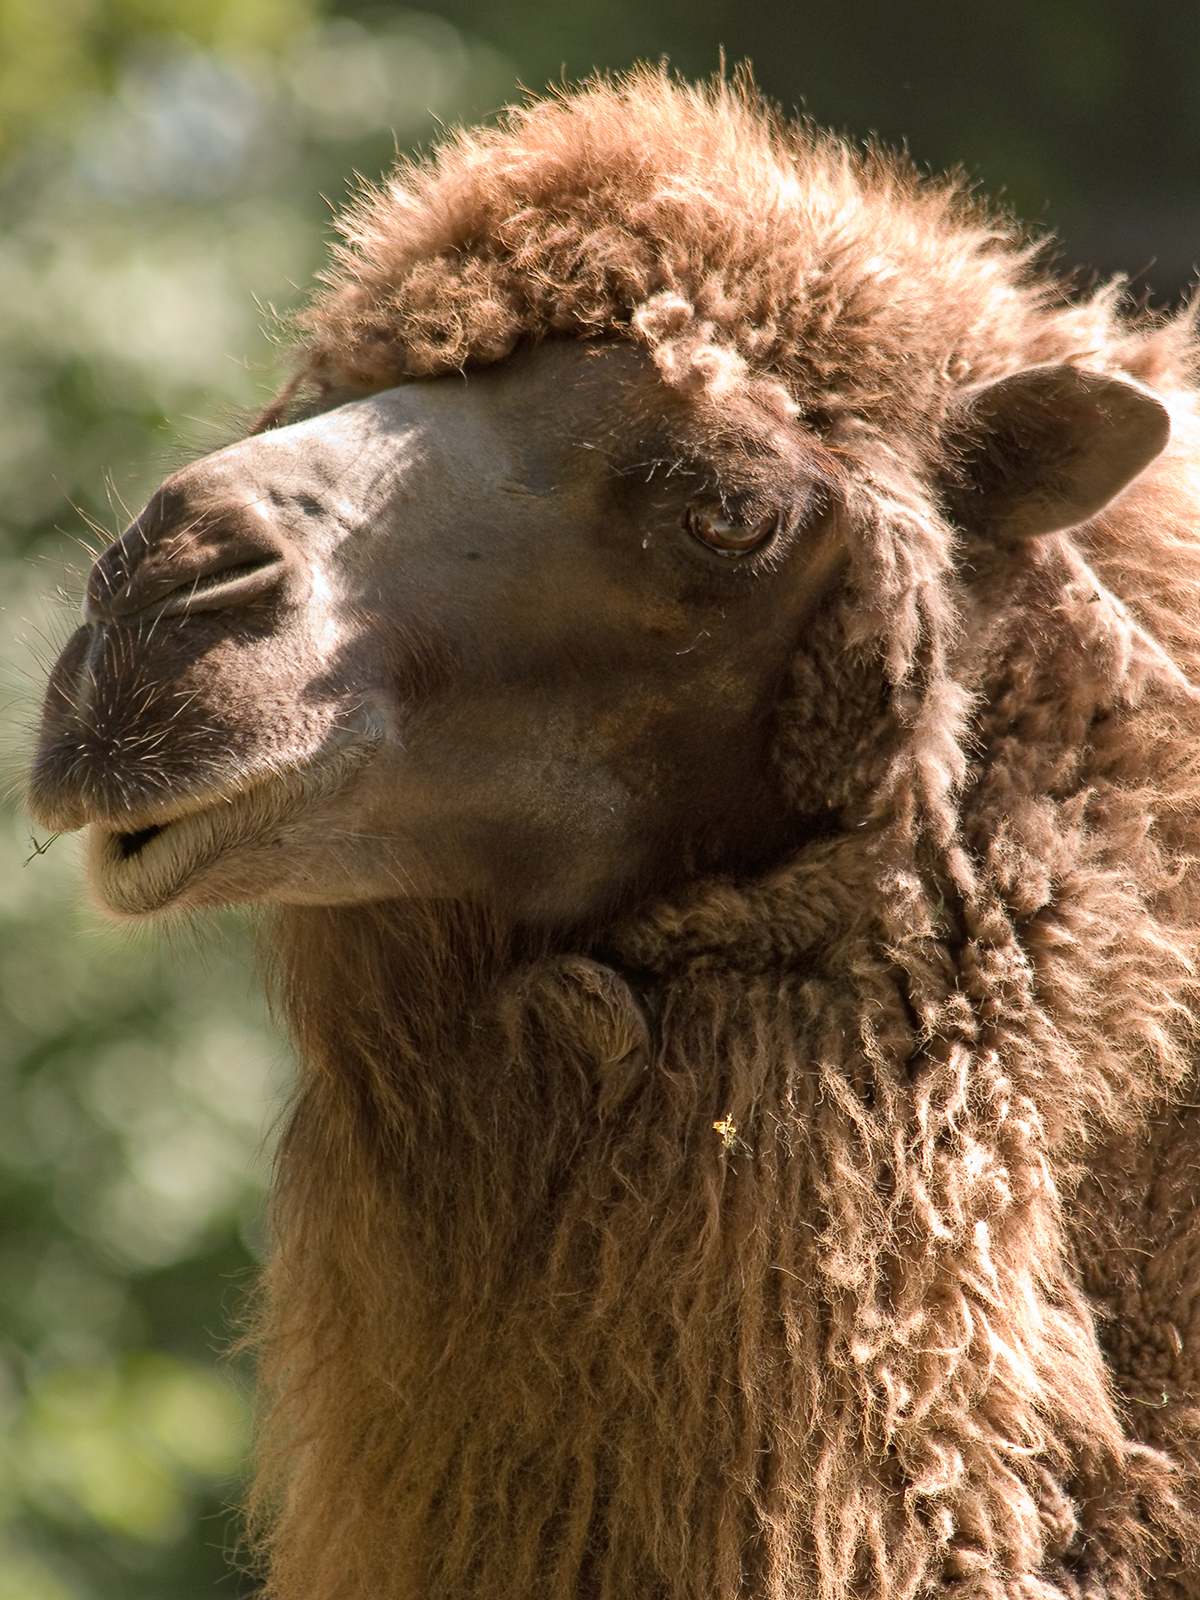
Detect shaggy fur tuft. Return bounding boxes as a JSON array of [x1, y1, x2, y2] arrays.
[[251, 71, 1200, 1599]]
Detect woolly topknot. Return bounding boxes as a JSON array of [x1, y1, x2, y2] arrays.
[[289, 68, 1114, 436]]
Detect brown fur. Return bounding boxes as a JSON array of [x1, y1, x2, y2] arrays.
[[246, 72, 1200, 1598]]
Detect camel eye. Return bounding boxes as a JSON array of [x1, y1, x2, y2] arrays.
[[683, 504, 778, 557]]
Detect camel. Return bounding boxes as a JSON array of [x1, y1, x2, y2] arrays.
[[27, 70, 1200, 1599]]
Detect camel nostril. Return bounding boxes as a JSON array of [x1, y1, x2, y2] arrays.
[[154, 549, 289, 615], [187, 556, 280, 591], [84, 494, 295, 625]]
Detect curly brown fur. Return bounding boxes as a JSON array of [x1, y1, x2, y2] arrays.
[[249, 70, 1200, 1599]]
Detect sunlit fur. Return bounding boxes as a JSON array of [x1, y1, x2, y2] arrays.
[[242, 72, 1200, 1599]]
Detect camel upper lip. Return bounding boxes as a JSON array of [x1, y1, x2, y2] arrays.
[[92, 717, 380, 853], [69, 717, 385, 844]]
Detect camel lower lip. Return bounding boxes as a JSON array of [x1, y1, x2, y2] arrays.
[[90, 725, 381, 915]]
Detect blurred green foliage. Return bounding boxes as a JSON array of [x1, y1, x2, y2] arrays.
[[1, 1, 1196, 1594], [0, 0, 319, 159]]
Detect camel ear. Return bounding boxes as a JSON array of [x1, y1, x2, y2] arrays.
[[944, 364, 1171, 539]]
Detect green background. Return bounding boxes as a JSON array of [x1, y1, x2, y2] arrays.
[[1, 3, 1196, 1593]]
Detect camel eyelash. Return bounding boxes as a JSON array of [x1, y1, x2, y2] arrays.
[[630, 470, 806, 577], [626, 452, 788, 523]]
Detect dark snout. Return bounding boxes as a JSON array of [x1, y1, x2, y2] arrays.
[[28, 460, 319, 836]]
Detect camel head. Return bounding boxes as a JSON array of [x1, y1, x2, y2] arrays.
[[28, 331, 1168, 931], [28, 341, 852, 926]]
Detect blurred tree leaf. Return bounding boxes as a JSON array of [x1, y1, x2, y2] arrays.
[[0, 0, 320, 157]]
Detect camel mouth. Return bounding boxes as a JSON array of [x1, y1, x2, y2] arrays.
[[116, 824, 167, 860], [89, 722, 382, 916]]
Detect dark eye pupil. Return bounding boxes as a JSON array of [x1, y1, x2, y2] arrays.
[[684, 506, 776, 555]]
